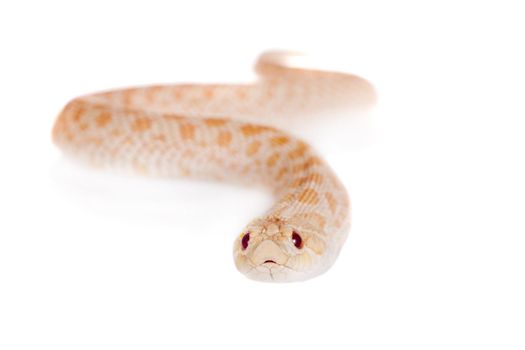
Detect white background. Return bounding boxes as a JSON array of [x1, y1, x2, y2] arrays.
[[1, 1, 524, 349]]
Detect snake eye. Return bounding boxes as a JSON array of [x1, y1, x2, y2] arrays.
[[291, 231, 303, 249], [241, 232, 250, 250]]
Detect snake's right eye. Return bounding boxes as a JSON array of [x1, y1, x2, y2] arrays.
[[241, 232, 250, 250], [291, 231, 303, 249]]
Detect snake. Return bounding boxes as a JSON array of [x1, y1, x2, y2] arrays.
[[52, 51, 369, 282]]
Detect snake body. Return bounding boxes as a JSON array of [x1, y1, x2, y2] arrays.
[[52, 52, 361, 282]]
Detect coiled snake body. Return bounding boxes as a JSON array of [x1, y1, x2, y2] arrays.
[[53, 52, 365, 282]]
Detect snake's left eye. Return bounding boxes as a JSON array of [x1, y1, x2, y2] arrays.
[[241, 232, 250, 250], [291, 231, 303, 249]]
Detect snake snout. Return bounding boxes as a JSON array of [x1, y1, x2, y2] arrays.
[[252, 240, 287, 266]]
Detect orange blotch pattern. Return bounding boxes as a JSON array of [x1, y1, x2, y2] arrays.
[[240, 124, 270, 137], [179, 123, 196, 140], [205, 118, 227, 127], [132, 118, 152, 132], [203, 88, 214, 99], [95, 112, 112, 128], [291, 172, 324, 188], [73, 106, 85, 123], [275, 167, 289, 181], [293, 156, 322, 173], [79, 122, 89, 131], [297, 189, 320, 205], [270, 136, 290, 147], [288, 141, 309, 160], [246, 141, 261, 156], [217, 131, 232, 147], [266, 153, 280, 167]]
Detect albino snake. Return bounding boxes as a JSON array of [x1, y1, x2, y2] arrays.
[[52, 51, 372, 282]]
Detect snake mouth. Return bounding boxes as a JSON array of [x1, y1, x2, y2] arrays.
[[263, 260, 276, 264]]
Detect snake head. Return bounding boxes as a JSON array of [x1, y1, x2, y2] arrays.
[[233, 215, 328, 282]]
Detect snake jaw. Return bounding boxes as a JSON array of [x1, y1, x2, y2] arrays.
[[242, 260, 310, 283]]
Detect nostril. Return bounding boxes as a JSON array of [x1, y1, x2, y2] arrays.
[[264, 260, 276, 264]]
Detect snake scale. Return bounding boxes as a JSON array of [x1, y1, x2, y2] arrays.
[[52, 51, 366, 282]]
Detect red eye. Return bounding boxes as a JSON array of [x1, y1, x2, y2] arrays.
[[291, 231, 303, 249], [241, 232, 250, 250]]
